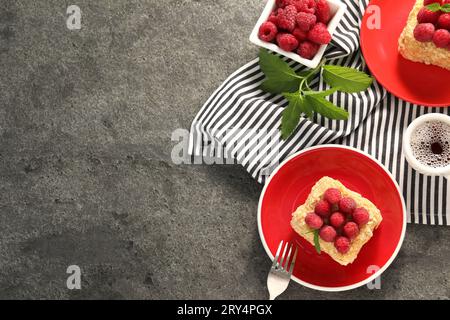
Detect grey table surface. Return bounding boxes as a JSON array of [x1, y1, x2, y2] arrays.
[[0, 0, 449, 300]]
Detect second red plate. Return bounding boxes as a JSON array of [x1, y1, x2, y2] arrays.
[[360, 0, 450, 107]]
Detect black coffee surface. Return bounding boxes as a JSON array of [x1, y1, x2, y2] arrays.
[[410, 121, 450, 168]]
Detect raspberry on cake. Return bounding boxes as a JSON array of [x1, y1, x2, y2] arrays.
[[290, 176, 383, 266], [343, 222, 359, 239], [417, 7, 440, 24], [319, 225, 337, 242], [330, 211, 345, 228], [353, 207, 370, 226], [314, 199, 331, 217], [323, 188, 342, 205], [398, 0, 450, 70], [335, 236, 350, 254], [414, 23, 436, 42], [305, 212, 324, 230], [433, 29, 450, 48], [339, 197, 356, 214], [438, 13, 450, 29]]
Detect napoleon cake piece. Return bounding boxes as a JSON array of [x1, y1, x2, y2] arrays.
[[398, 0, 450, 71], [290, 176, 383, 266]]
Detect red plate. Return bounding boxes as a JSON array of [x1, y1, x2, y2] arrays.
[[360, 0, 450, 107], [258, 146, 406, 291]]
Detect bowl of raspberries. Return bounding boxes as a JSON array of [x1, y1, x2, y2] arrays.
[[250, 0, 347, 68]]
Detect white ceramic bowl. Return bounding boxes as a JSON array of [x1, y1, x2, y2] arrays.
[[249, 0, 347, 69], [403, 113, 450, 179]]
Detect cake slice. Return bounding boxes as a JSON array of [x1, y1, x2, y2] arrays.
[[398, 0, 450, 70], [290, 176, 383, 266]]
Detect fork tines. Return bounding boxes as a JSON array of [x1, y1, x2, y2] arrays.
[[272, 240, 298, 274]]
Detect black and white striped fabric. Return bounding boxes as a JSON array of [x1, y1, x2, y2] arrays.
[[188, 0, 450, 226]]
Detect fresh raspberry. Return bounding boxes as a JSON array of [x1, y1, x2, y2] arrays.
[[323, 188, 342, 205], [284, 4, 298, 18], [297, 40, 319, 59], [334, 236, 350, 254], [443, 0, 450, 4], [303, 0, 317, 14], [308, 22, 332, 44], [284, 4, 299, 27], [414, 23, 436, 42], [296, 12, 317, 31], [433, 28, 450, 48], [314, 199, 331, 217], [424, 0, 442, 4], [319, 225, 337, 242], [268, 11, 279, 25], [276, 0, 294, 8], [277, 17, 295, 32], [300, 0, 317, 14], [292, 28, 308, 41], [316, 0, 332, 24], [339, 197, 356, 214], [417, 7, 441, 24], [259, 22, 278, 42], [276, 33, 299, 51], [353, 207, 370, 226], [343, 222, 359, 239], [291, 0, 304, 11], [277, 6, 297, 32], [438, 13, 450, 30], [329, 212, 346, 229], [305, 212, 324, 230]]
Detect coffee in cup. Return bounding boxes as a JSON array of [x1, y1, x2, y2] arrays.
[[409, 120, 450, 168], [403, 114, 450, 179]]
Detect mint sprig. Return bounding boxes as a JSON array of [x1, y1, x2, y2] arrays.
[[322, 65, 373, 93], [313, 230, 321, 254], [426, 3, 450, 12], [258, 49, 374, 140], [259, 49, 303, 93]]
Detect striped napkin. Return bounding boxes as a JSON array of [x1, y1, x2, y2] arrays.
[[188, 0, 450, 226]]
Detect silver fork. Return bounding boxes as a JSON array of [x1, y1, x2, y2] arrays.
[[267, 241, 298, 300]]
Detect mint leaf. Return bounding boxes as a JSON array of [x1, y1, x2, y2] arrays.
[[259, 49, 298, 79], [426, 3, 442, 11], [260, 78, 302, 94], [281, 93, 304, 140], [286, 92, 313, 118], [259, 49, 302, 94], [322, 65, 373, 93], [305, 94, 349, 120], [442, 3, 450, 12], [304, 87, 339, 98], [314, 230, 321, 254]]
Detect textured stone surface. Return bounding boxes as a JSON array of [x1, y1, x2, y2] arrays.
[[0, 0, 448, 299]]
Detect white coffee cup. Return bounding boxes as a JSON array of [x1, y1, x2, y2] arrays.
[[403, 113, 450, 179]]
